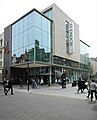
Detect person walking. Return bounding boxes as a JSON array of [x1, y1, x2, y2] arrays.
[[3, 78, 7, 93], [87, 80, 91, 98], [90, 80, 97, 101], [31, 78, 37, 89], [5, 78, 14, 95], [19, 78, 23, 89], [4, 79, 9, 95], [77, 77, 83, 93]]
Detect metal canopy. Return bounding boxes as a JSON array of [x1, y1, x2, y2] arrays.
[[10, 62, 51, 68]]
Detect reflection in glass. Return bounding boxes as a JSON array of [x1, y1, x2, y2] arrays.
[[29, 28, 34, 45], [12, 10, 52, 64], [35, 27, 41, 44]]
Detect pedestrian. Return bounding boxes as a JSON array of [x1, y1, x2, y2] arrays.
[[5, 78, 14, 95], [90, 80, 97, 101], [31, 78, 37, 89], [3, 78, 7, 93], [19, 78, 23, 89], [87, 80, 91, 98], [4, 79, 9, 95], [40, 78, 43, 85], [55, 78, 58, 84], [77, 77, 83, 93]]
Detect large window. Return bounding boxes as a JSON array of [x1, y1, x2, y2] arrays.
[[80, 41, 90, 70], [43, 8, 53, 20], [12, 10, 52, 64]]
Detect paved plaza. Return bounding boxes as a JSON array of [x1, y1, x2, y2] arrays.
[[15, 83, 90, 99], [0, 84, 97, 120]]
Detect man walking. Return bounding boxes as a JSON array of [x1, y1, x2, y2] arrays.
[[90, 80, 97, 101]]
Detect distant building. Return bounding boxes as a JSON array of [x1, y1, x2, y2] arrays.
[[0, 33, 4, 79], [3, 3, 90, 83], [90, 57, 97, 77]]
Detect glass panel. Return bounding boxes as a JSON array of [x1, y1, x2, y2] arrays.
[[29, 28, 34, 45], [18, 48, 24, 63], [38, 45, 45, 62], [28, 44, 34, 61], [47, 34, 51, 49], [42, 16, 47, 32], [35, 27, 41, 45], [47, 20, 51, 34], [19, 19, 23, 33], [14, 22, 19, 36], [14, 36, 19, 50], [43, 9, 52, 20], [18, 33, 23, 49], [24, 16, 28, 31], [29, 12, 34, 28], [34, 11, 41, 28], [24, 30, 28, 47], [42, 31, 47, 48]]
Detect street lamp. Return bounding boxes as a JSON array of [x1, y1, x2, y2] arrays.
[[27, 63, 30, 91]]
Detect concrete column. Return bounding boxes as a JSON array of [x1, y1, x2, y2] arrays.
[[49, 66, 52, 84]]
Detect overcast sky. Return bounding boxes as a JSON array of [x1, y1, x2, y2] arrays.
[[0, 0, 97, 58]]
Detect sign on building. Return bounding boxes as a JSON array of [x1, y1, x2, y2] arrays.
[[68, 22, 74, 54]]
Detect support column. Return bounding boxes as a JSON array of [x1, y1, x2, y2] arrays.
[[48, 66, 52, 86]]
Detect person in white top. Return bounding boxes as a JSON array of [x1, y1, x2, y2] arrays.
[[90, 80, 97, 101]]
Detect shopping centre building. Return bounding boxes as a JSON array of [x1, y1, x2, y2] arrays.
[[4, 3, 90, 84]]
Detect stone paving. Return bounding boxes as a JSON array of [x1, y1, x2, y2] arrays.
[[14, 83, 89, 100]]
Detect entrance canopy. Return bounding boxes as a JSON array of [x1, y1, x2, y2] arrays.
[[10, 61, 51, 68]]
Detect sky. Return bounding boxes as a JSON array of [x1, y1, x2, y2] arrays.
[[0, 0, 97, 58]]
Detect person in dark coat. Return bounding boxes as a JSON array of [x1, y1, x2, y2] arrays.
[[9, 79, 14, 95], [5, 79, 14, 95], [77, 77, 83, 93], [3, 78, 7, 93]]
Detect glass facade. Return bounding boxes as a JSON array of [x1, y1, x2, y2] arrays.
[[80, 41, 90, 70], [43, 9, 53, 20], [12, 10, 52, 64]]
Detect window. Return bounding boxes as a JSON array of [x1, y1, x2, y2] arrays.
[[0, 51, 2, 58], [43, 8, 53, 20], [0, 62, 2, 68], [0, 39, 2, 47]]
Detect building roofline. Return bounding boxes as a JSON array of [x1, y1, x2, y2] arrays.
[[41, 3, 79, 27], [11, 8, 52, 26], [80, 40, 90, 47]]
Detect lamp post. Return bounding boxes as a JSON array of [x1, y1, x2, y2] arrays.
[[27, 63, 30, 91]]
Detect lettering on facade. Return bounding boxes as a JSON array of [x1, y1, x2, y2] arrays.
[[69, 22, 74, 54]]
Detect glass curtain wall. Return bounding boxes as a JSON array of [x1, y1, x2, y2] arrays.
[[80, 41, 90, 79], [12, 10, 52, 64]]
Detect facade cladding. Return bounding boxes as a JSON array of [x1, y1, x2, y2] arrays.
[[4, 4, 90, 84]]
